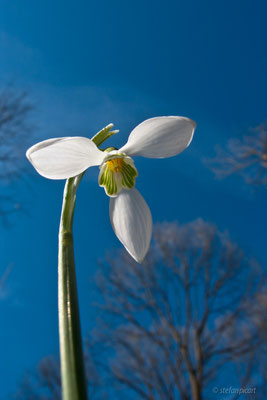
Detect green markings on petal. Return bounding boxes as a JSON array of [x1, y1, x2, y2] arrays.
[[99, 165, 118, 196], [121, 162, 138, 189], [99, 165, 106, 186], [98, 156, 138, 197], [107, 168, 117, 196]]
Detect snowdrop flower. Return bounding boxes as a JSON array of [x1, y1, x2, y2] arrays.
[[26, 117, 196, 262]]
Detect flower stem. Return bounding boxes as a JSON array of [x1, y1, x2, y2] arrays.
[[57, 125, 114, 400], [58, 173, 87, 400], [58, 124, 114, 400]]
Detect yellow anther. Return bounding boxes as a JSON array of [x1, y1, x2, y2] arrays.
[[107, 158, 124, 173]]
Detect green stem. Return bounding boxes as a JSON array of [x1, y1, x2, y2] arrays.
[[58, 174, 87, 400], [58, 124, 114, 400]]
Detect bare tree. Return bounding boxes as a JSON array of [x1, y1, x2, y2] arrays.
[[12, 220, 266, 400], [206, 123, 267, 186], [94, 219, 266, 400], [12, 350, 108, 400], [0, 85, 33, 219], [13, 357, 61, 400]]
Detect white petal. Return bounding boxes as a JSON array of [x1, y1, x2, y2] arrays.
[[26, 137, 105, 179], [109, 189, 152, 263], [120, 116, 196, 158]]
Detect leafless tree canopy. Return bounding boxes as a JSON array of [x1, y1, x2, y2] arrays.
[[206, 123, 267, 186], [0, 86, 33, 218], [95, 220, 266, 400], [13, 357, 61, 400], [12, 220, 267, 400], [12, 350, 106, 400], [0, 86, 33, 180]]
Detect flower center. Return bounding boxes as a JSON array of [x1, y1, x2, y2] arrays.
[[98, 154, 138, 197], [107, 157, 124, 173]]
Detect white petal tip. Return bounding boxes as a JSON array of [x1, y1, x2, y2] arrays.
[[109, 189, 152, 263], [26, 137, 105, 179], [132, 255, 146, 264], [120, 116, 196, 158], [26, 148, 32, 161]]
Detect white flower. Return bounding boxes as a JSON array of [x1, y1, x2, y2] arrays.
[[26, 116, 196, 262]]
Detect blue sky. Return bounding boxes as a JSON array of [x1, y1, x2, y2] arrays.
[[0, 0, 267, 398]]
